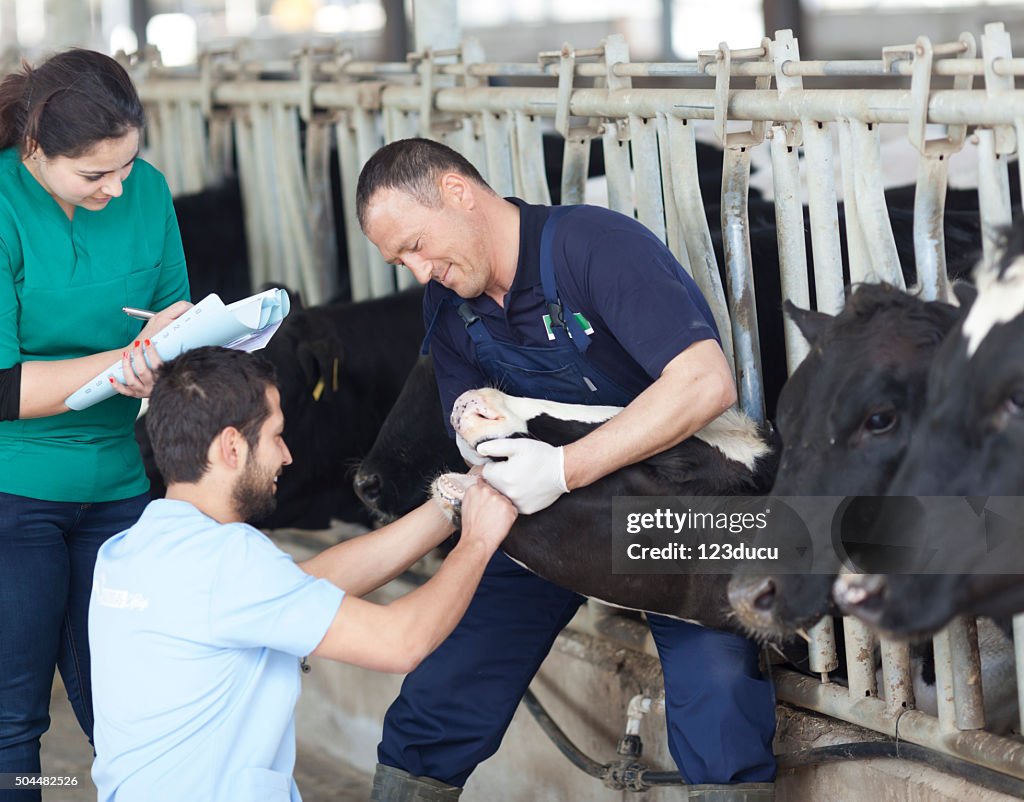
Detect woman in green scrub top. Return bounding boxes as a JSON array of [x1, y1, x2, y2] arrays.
[[0, 49, 191, 796]]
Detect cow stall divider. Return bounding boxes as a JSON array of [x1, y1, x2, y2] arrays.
[[124, 24, 1024, 792]]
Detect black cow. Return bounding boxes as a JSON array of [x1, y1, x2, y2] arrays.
[[353, 354, 462, 524], [429, 388, 778, 629], [727, 284, 963, 641], [139, 286, 428, 530], [172, 178, 253, 305], [834, 226, 1024, 639]]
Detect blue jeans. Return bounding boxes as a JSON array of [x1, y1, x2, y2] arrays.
[[0, 491, 148, 801], [379, 552, 777, 787]]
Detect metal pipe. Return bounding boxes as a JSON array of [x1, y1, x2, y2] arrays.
[[913, 154, 951, 301], [137, 81, 1024, 128], [601, 120, 634, 218], [721, 146, 765, 424], [801, 120, 845, 316], [776, 669, 1024, 781], [950, 617, 986, 731], [629, 114, 666, 244], [560, 136, 590, 206], [879, 639, 914, 712], [807, 617, 839, 676], [848, 120, 903, 288], [844, 615, 878, 701], [768, 126, 811, 375], [660, 115, 735, 375], [975, 128, 1013, 270]]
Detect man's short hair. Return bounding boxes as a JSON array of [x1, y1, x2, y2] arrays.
[[147, 347, 278, 484], [355, 137, 491, 229]]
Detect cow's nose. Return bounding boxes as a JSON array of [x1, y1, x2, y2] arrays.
[[751, 577, 777, 612], [729, 575, 776, 615], [451, 392, 482, 431], [833, 574, 887, 623], [353, 470, 382, 506]]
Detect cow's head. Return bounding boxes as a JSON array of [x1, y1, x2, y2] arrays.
[[728, 283, 962, 640], [837, 228, 1024, 637]]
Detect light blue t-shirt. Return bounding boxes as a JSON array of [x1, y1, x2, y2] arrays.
[[89, 499, 345, 802]]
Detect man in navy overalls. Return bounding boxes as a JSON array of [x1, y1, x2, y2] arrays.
[[357, 138, 776, 801]]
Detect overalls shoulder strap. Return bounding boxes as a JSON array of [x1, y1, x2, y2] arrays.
[[539, 206, 591, 354]]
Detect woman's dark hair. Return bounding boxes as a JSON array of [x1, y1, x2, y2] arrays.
[[0, 48, 144, 157], [147, 347, 279, 485]]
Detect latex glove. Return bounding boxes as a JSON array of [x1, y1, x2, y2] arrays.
[[456, 432, 489, 467], [476, 438, 568, 515]]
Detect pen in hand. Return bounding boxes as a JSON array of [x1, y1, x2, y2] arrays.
[[122, 306, 155, 320]]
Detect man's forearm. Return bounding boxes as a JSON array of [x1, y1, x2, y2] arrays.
[[563, 340, 736, 490], [299, 500, 454, 596]]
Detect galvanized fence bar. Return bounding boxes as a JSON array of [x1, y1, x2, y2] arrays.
[[660, 115, 735, 375], [878, 639, 914, 713], [560, 134, 591, 206], [629, 114, 666, 244], [512, 111, 551, 205], [721, 146, 765, 424], [848, 120, 904, 287], [801, 120, 845, 315], [768, 126, 811, 374]]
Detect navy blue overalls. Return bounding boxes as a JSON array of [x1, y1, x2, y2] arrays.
[[378, 208, 777, 786]]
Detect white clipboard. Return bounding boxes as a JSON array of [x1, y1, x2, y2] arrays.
[[66, 288, 291, 411]]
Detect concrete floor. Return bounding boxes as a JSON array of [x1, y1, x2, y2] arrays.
[[40, 676, 372, 802]]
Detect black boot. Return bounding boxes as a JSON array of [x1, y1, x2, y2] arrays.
[[684, 783, 775, 801], [370, 763, 463, 801]]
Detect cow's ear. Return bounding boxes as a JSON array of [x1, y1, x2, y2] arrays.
[[951, 280, 977, 311], [784, 300, 832, 346]]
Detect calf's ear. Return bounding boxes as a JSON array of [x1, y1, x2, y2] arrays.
[[784, 301, 832, 347], [950, 280, 977, 311]]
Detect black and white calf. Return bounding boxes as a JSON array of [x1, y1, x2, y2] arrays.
[[835, 227, 1024, 639], [432, 388, 778, 631]]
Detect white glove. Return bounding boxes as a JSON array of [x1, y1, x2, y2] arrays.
[[455, 432, 490, 466], [476, 438, 568, 515]]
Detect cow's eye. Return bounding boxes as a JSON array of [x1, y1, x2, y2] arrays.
[[864, 409, 897, 434], [1005, 388, 1024, 417]]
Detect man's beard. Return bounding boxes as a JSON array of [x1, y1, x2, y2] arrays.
[[233, 456, 278, 524]]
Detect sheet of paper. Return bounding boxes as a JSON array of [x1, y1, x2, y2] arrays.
[[66, 288, 291, 411]]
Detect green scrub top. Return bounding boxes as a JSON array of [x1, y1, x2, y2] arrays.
[[0, 147, 190, 502]]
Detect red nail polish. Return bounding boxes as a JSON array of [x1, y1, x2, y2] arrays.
[[122, 351, 128, 359], [144, 339, 151, 347], [108, 376, 115, 384], [133, 340, 140, 348]]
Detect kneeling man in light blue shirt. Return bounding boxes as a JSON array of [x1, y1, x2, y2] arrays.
[[89, 346, 516, 802]]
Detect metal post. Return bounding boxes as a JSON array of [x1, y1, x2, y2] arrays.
[[769, 125, 811, 374], [802, 121, 845, 315], [879, 638, 914, 712], [661, 114, 735, 375], [843, 615, 878, 701], [721, 146, 765, 424], [630, 113, 666, 244]]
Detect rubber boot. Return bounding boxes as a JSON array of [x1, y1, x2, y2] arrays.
[[370, 763, 464, 801], [684, 783, 775, 801]]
